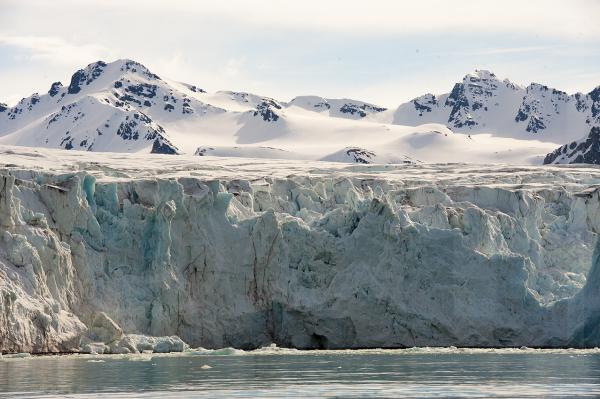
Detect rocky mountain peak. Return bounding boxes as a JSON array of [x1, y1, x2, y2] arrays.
[[588, 86, 600, 123], [48, 81, 63, 97], [67, 60, 108, 94], [464, 69, 498, 82], [589, 86, 600, 101], [66, 59, 162, 97], [115, 59, 161, 80]]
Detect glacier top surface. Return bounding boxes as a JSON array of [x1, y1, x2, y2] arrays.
[[1, 144, 599, 190]]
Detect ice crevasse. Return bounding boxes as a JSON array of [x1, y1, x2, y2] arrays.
[[2, 151, 600, 352]]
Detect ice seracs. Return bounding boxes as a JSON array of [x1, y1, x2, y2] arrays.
[[3, 145, 600, 352]]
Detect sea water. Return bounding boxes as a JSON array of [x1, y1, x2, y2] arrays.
[[1, 348, 600, 398]]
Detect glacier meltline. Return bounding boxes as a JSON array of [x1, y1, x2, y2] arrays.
[[2, 145, 600, 352]]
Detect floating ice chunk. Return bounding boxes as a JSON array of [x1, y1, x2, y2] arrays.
[[81, 342, 108, 354], [4, 353, 31, 358], [88, 312, 123, 344], [109, 334, 188, 354], [188, 347, 246, 356]]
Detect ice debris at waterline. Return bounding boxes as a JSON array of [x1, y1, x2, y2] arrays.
[[3, 145, 600, 352]]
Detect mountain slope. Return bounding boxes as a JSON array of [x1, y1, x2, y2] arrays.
[[544, 127, 600, 164], [543, 88, 600, 164]]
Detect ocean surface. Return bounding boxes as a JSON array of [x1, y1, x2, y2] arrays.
[[1, 348, 600, 398]]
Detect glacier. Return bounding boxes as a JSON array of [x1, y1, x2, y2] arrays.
[[2, 145, 600, 353]]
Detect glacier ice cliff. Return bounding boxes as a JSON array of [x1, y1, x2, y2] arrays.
[[2, 146, 600, 352]]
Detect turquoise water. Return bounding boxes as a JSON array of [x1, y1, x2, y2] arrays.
[[1, 349, 600, 398]]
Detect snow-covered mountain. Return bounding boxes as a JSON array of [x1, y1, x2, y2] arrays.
[[0, 59, 396, 158], [0, 60, 596, 164], [392, 70, 600, 144], [0, 60, 184, 154]]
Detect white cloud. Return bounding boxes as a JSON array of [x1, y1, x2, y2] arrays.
[[469, 46, 562, 56], [197, 0, 598, 39], [0, 35, 113, 65], [0, 0, 598, 105], [91, 0, 600, 39], [2, 0, 599, 39]]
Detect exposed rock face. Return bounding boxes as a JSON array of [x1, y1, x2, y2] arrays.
[[253, 99, 283, 122], [288, 96, 387, 119], [544, 127, 600, 164], [2, 148, 600, 351], [68, 61, 108, 94], [151, 138, 179, 154], [321, 147, 378, 164], [48, 82, 63, 97], [412, 94, 438, 115]]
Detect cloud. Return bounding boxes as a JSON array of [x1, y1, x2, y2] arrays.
[[0, 0, 598, 105], [2, 0, 599, 40], [467, 45, 600, 58], [469, 46, 562, 56], [0, 35, 113, 65], [191, 0, 599, 39]]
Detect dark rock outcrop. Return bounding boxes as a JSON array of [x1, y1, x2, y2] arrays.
[[68, 61, 107, 94], [48, 82, 63, 97], [544, 127, 600, 164], [151, 138, 178, 154]]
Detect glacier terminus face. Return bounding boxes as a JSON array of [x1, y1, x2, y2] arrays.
[[2, 145, 600, 353]]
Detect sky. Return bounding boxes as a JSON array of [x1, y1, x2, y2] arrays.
[[0, 0, 599, 107]]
